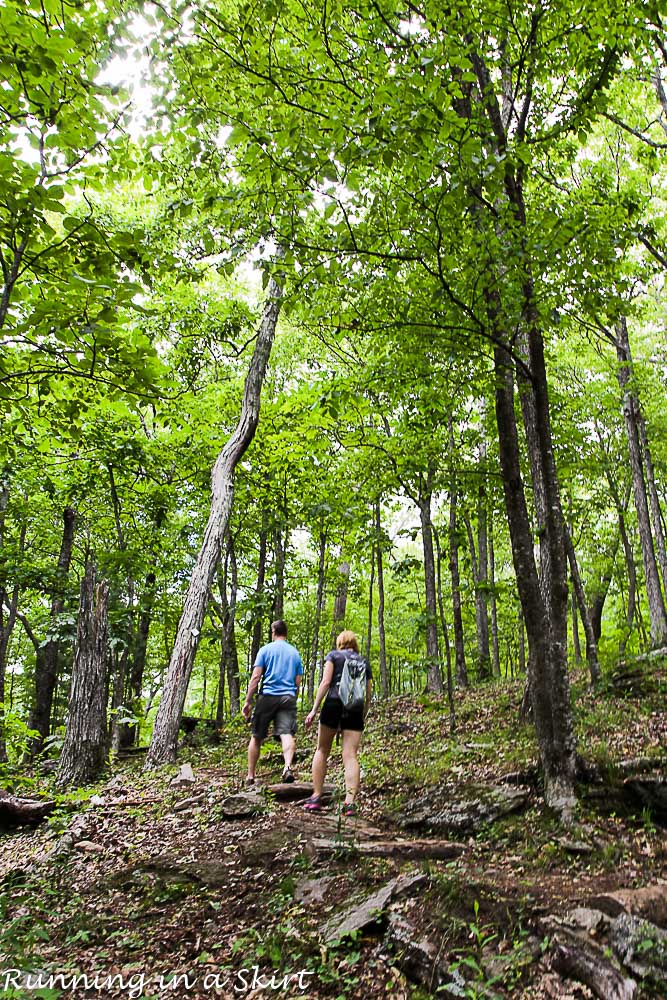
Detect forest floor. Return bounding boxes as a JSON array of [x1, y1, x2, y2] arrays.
[[0, 665, 666, 1000]]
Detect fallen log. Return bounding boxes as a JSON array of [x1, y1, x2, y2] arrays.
[[312, 837, 466, 860], [0, 789, 55, 828], [265, 781, 336, 802]]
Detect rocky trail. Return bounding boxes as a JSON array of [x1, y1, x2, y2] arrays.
[[0, 676, 665, 999]]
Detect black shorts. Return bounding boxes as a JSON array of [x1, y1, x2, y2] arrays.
[[251, 694, 297, 741], [320, 697, 364, 732]]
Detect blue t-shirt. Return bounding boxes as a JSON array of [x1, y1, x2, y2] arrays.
[[255, 639, 303, 696]]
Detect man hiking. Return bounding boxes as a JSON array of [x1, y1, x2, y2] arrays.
[[242, 619, 303, 784]]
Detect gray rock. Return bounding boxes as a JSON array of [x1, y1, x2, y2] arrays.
[[623, 778, 667, 821], [294, 876, 336, 904], [588, 883, 667, 929], [385, 904, 450, 990], [220, 791, 265, 819], [170, 763, 196, 787], [320, 870, 427, 944], [609, 912, 667, 981], [397, 783, 529, 835]]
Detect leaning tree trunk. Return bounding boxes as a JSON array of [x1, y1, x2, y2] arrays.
[[616, 316, 667, 647], [145, 275, 283, 768], [418, 474, 443, 695], [375, 502, 389, 698], [27, 505, 76, 755], [57, 564, 109, 789]]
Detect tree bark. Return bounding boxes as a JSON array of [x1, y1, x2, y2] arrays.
[[57, 564, 110, 789], [616, 316, 667, 647], [27, 506, 76, 755], [145, 274, 283, 768]]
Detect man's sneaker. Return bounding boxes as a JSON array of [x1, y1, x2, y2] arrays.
[[245, 777, 257, 786], [281, 767, 295, 784]]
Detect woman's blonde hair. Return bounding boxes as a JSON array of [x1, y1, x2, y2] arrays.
[[336, 630, 359, 652]]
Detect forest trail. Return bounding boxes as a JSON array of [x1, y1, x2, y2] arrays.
[[1, 678, 665, 999]]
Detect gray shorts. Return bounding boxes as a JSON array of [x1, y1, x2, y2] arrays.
[[251, 694, 297, 741]]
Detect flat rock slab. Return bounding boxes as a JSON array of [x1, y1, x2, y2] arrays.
[[286, 812, 385, 839], [397, 782, 529, 835], [319, 871, 428, 945]]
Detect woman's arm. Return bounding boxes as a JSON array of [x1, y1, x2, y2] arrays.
[[305, 659, 334, 727]]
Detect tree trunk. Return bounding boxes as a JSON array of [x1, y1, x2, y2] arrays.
[[27, 506, 76, 755], [250, 524, 268, 667], [564, 527, 601, 684], [434, 525, 456, 730], [272, 527, 286, 621], [476, 435, 491, 677], [616, 316, 667, 647], [57, 564, 109, 789], [329, 556, 350, 649], [121, 571, 157, 747], [493, 324, 576, 813], [145, 275, 283, 768], [365, 543, 375, 661], [418, 473, 443, 695], [637, 408, 667, 593], [215, 531, 240, 725], [489, 518, 501, 678], [308, 529, 327, 700], [448, 484, 468, 688], [0, 502, 26, 763], [375, 503, 389, 698], [465, 511, 491, 682]]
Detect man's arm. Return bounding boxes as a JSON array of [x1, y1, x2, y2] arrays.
[[242, 666, 264, 720]]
